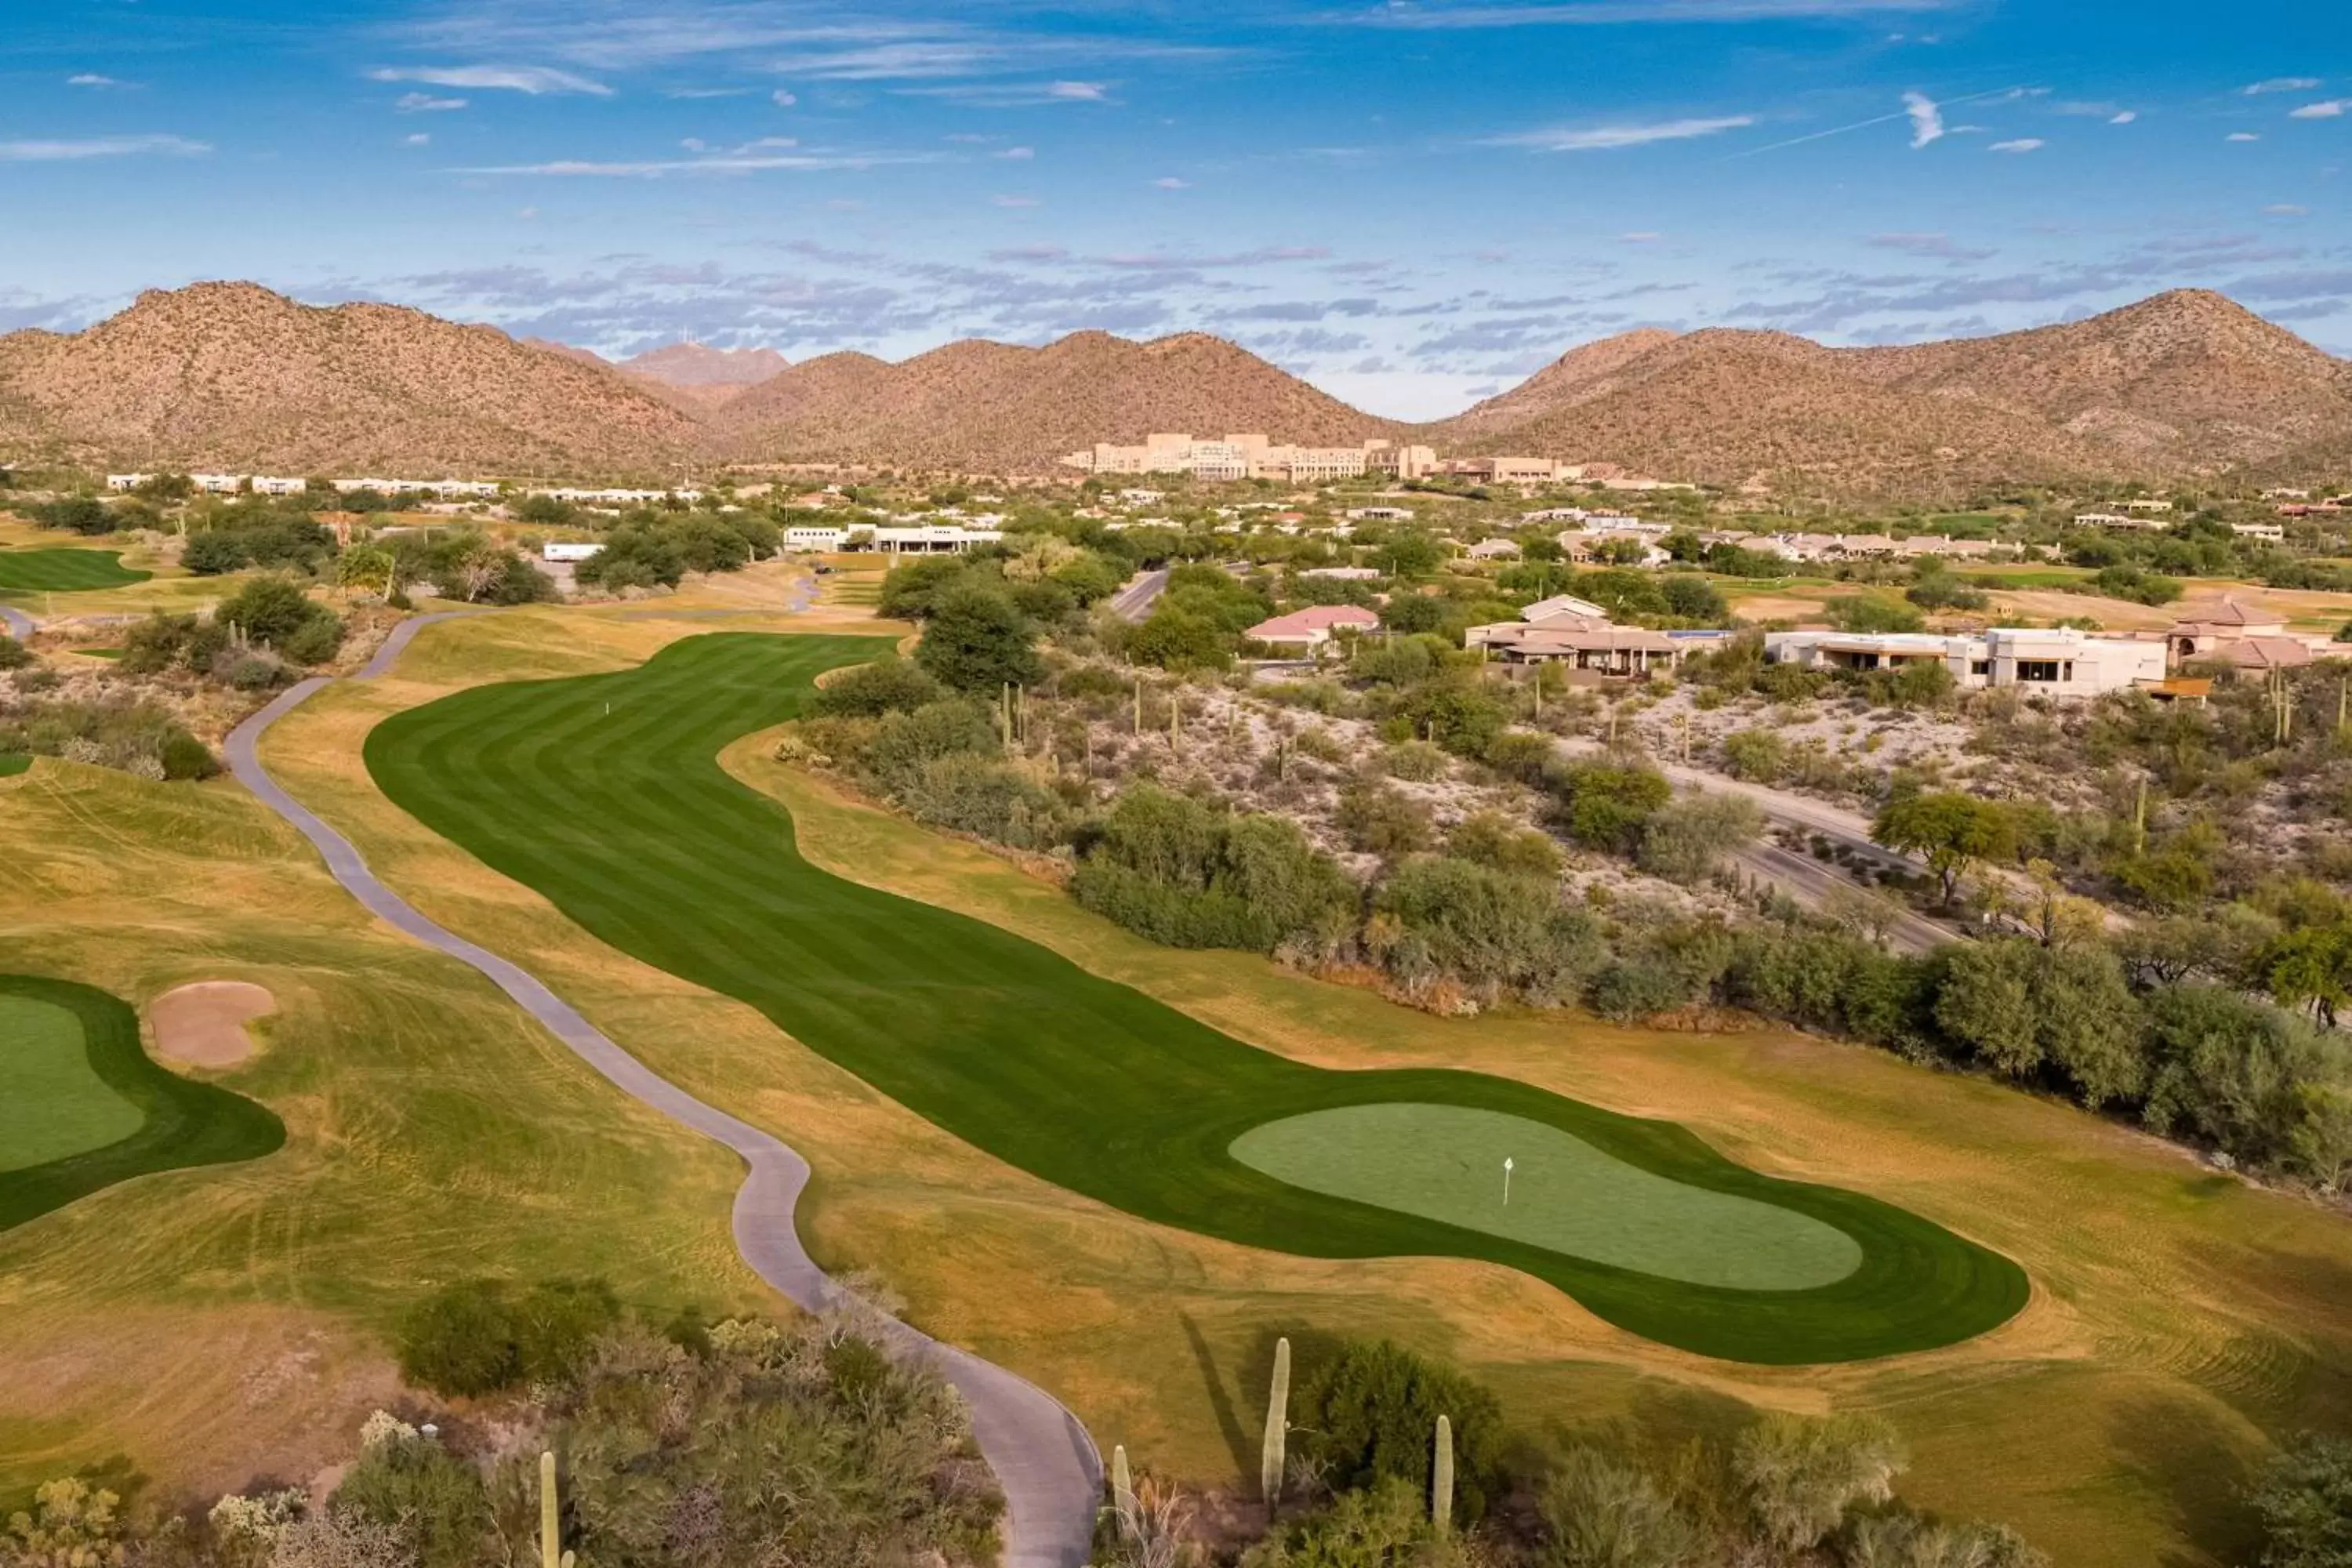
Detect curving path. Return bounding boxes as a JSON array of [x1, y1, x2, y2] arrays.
[[224, 608, 1101, 1568], [0, 602, 34, 639]]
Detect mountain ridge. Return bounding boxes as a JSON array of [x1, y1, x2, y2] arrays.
[[2, 282, 2344, 495]]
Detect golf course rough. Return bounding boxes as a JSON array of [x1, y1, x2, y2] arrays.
[[0, 974, 286, 1233], [365, 633, 2029, 1365]]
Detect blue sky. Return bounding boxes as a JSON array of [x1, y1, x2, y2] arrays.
[[2, 0, 2346, 416]]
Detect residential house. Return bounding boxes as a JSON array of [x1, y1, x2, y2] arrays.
[[1244, 604, 1380, 652], [2167, 597, 2290, 662], [1766, 627, 2167, 696], [1465, 538, 1523, 561]]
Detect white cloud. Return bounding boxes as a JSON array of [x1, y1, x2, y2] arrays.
[[2290, 100, 2350, 119], [772, 89, 797, 107], [1486, 114, 1754, 151], [368, 65, 611, 96], [992, 193, 1040, 207], [1153, 176, 1192, 189], [0, 134, 210, 162], [2109, 110, 2136, 125], [2227, 132, 2262, 142], [404, 132, 431, 146], [1355, 0, 1966, 27], [455, 149, 930, 176], [397, 92, 468, 112], [2245, 77, 2323, 94], [1049, 81, 1109, 100], [897, 79, 1116, 107], [995, 145, 1035, 160], [2264, 203, 2310, 216], [1619, 230, 1663, 241], [1988, 137, 2044, 153], [1902, 90, 1944, 147], [66, 74, 127, 89]]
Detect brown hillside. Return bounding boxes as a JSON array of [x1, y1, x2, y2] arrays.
[[1443, 291, 2352, 496], [622, 342, 789, 388], [713, 329, 1399, 471], [0, 284, 702, 475], [1446, 327, 1680, 434]]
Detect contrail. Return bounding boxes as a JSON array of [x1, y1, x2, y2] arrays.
[[1730, 85, 2032, 157]]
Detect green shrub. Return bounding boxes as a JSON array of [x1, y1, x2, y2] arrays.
[[1290, 1338, 1507, 1527], [0, 636, 30, 671], [1337, 781, 1434, 857], [393, 1276, 619, 1398], [159, 733, 219, 782], [1444, 811, 1563, 880], [1544, 761, 1671, 855], [811, 657, 944, 719], [332, 1430, 492, 1568]]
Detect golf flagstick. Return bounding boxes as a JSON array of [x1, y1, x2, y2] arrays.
[[1503, 1156, 1514, 1206]]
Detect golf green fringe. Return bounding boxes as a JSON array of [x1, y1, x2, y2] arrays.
[[539, 1451, 574, 1568], [1111, 1444, 1137, 1541], [1432, 1415, 1454, 1534], [1262, 1337, 1291, 1512]]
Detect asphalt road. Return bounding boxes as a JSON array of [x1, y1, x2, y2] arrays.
[[1107, 567, 1170, 622], [230, 605, 1102, 1568], [0, 602, 34, 638]]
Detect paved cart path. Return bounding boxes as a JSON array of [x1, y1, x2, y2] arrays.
[[227, 606, 1101, 1568], [0, 603, 34, 638]]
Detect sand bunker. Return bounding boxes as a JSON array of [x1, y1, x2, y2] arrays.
[[151, 982, 275, 1069]]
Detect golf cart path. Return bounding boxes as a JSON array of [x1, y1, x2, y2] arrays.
[[230, 605, 1101, 1568], [0, 603, 34, 639]]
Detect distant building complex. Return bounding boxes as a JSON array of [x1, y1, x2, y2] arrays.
[[1063, 434, 1437, 482]]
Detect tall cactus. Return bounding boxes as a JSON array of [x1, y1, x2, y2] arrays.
[[539, 1451, 575, 1568], [1111, 1444, 1138, 1542], [1431, 1415, 1454, 1533], [1261, 1337, 1292, 1512]]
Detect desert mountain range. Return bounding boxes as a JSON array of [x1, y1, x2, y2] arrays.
[[2, 281, 2345, 497]]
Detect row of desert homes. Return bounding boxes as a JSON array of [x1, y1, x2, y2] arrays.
[[1250, 593, 2332, 696]]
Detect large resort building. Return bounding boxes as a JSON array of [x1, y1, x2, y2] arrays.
[[1063, 434, 1437, 482]]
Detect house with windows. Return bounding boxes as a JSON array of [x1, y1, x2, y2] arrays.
[[1764, 628, 2166, 696], [1245, 604, 1380, 652]]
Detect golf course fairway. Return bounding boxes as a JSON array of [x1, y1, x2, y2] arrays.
[[0, 548, 150, 593], [0, 973, 285, 1233], [365, 633, 2027, 1364]]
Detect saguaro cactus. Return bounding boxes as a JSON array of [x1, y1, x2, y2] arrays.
[[1432, 1415, 1454, 1533], [539, 1451, 574, 1568], [1111, 1444, 1138, 1541], [1261, 1337, 1292, 1512]]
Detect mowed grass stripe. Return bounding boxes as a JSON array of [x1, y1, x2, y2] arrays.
[[366, 633, 2028, 1364], [0, 549, 150, 593], [0, 974, 285, 1232]]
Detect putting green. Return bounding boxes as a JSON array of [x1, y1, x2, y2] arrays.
[[0, 975, 286, 1234], [365, 633, 2027, 1364], [0, 755, 28, 779], [0, 549, 149, 593], [0, 996, 147, 1171], [1232, 1105, 1864, 1291]]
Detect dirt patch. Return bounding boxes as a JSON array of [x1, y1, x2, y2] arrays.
[[151, 981, 275, 1069]]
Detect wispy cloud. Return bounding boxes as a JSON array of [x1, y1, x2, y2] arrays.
[[1903, 90, 1944, 147], [1988, 137, 2043, 153], [2109, 110, 2136, 125], [1153, 176, 1192, 189], [2263, 204, 2310, 216], [2245, 77, 2323, 94], [0, 134, 210, 162], [1486, 114, 1754, 151], [896, 79, 1114, 107], [66, 73, 131, 89], [1351, 0, 1958, 27], [994, 145, 1035, 160], [368, 65, 611, 96], [2227, 132, 2262, 142], [1868, 231, 1991, 260], [404, 132, 432, 146], [397, 92, 468, 112], [2289, 100, 2349, 120], [991, 193, 1040, 207], [452, 147, 930, 176]]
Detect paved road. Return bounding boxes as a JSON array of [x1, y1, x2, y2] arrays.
[[1107, 567, 1170, 622], [1730, 840, 1958, 956], [0, 602, 34, 639], [227, 606, 1102, 1568]]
